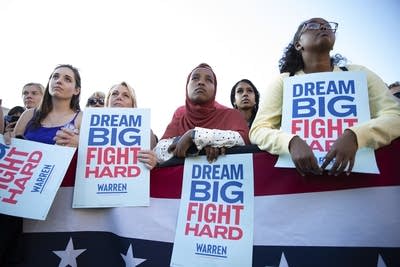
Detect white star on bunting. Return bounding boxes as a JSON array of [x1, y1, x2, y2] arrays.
[[265, 252, 289, 267], [53, 237, 86, 267], [377, 254, 388, 267], [121, 243, 146, 266]]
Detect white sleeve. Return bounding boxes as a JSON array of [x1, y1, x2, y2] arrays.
[[153, 138, 174, 163], [193, 127, 245, 151]]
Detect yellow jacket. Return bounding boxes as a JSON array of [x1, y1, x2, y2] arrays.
[[249, 65, 400, 154]]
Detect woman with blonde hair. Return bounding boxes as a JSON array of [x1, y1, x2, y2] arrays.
[[105, 81, 158, 169]]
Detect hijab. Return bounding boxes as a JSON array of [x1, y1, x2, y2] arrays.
[[162, 63, 250, 144]]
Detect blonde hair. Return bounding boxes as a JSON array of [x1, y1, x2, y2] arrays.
[[22, 82, 45, 94], [105, 81, 137, 108]]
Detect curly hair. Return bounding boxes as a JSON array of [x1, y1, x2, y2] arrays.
[[278, 19, 347, 75], [389, 81, 400, 89], [278, 22, 305, 75]]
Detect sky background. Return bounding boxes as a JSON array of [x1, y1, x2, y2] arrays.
[[0, 0, 399, 137]]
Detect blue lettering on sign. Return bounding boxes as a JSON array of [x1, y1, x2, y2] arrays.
[[0, 143, 9, 159], [195, 243, 227, 258], [90, 114, 142, 127], [97, 183, 127, 194], [191, 164, 243, 180], [328, 96, 357, 117], [292, 80, 355, 97], [88, 128, 141, 146], [190, 180, 243, 203], [292, 96, 356, 118], [31, 164, 54, 193]]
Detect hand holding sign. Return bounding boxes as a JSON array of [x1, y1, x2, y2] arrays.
[[289, 136, 322, 176], [204, 146, 226, 163], [54, 125, 79, 147], [321, 129, 358, 176], [168, 129, 195, 158]]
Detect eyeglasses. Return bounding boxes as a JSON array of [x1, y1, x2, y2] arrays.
[[88, 98, 105, 106], [393, 92, 400, 99], [301, 22, 338, 34]]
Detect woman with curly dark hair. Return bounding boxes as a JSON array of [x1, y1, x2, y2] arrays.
[[250, 17, 400, 176]]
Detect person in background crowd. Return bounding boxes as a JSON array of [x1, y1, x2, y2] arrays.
[[388, 81, 400, 101], [4, 64, 82, 146], [154, 63, 250, 164], [230, 79, 260, 128], [105, 81, 158, 169], [250, 17, 400, 176], [86, 91, 106, 107], [3, 106, 25, 133], [22, 82, 44, 109], [2, 65, 81, 265]]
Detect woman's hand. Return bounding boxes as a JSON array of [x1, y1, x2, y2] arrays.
[[138, 150, 158, 170], [321, 129, 358, 176], [289, 136, 322, 176], [54, 127, 79, 147], [168, 130, 194, 158], [204, 146, 226, 163], [3, 127, 15, 145], [4, 121, 17, 134]]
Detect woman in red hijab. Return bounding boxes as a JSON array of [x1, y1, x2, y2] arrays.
[[155, 63, 250, 163]]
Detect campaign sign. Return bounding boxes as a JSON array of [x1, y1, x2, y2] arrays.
[[73, 108, 151, 208], [0, 136, 75, 220], [275, 71, 379, 173], [171, 154, 254, 267]]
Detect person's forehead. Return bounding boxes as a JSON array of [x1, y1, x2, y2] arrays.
[[237, 81, 252, 88], [54, 67, 74, 77], [93, 93, 105, 98], [112, 85, 130, 93], [305, 17, 328, 24], [23, 85, 41, 92], [390, 86, 400, 93], [192, 67, 213, 76]]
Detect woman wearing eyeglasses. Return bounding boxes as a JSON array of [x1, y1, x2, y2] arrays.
[[86, 91, 106, 107], [388, 82, 400, 101], [250, 17, 400, 176]]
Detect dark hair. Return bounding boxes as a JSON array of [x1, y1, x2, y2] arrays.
[[278, 21, 305, 75], [4, 106, 25, 124], [230, 79, 260, 127], [31, 64, 81, 128], [278, 18, 346, 75], [7, 106, 25, 116], [389, 81, 400, 89]]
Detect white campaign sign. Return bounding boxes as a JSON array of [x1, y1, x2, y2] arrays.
[[73, 108, 151, 208], [275, 71, 379, 174], [171, 154, 254, 267], [0, 136, 75, 220]]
